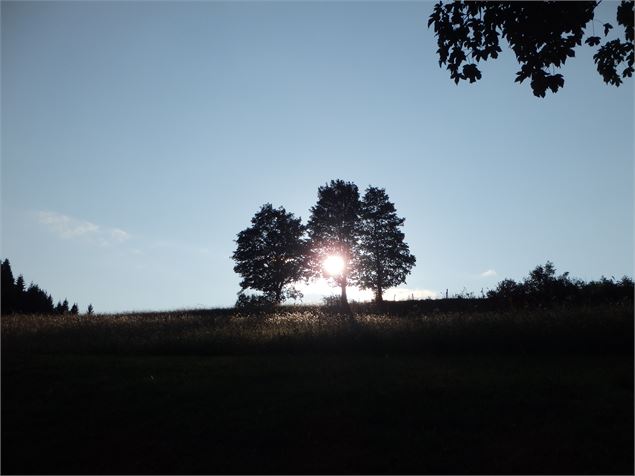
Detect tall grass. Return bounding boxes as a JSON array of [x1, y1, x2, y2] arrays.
[[1, 302, 632, 356]]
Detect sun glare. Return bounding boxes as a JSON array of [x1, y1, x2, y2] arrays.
[[323, 255, 345, 276]]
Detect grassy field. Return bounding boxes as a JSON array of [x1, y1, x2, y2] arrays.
[[2, 303, 633, 474]]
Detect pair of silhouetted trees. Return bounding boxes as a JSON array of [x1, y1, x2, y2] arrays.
[[233, 180, 416, 306], [1, 259, 92, 315]]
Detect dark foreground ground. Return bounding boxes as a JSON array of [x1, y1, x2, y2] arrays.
[[3, 353, 633, 474], [2, 305, 633, 474]]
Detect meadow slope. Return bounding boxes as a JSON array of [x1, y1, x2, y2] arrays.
[[2, 303, 633, 474]]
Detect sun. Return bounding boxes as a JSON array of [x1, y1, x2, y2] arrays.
[[323, 254, 345, 277]]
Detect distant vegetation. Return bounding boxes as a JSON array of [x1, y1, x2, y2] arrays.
[[2, 258, 633, 354], [1, 259, 91, 315], [233, 258, 632, 313], [486, 260, 633, 308]]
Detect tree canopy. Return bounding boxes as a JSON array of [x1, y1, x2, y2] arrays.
[[306, 180, 362, 306], [233, 181, 417, 308], [232, 204, 306, 305], [354, 187, 416, 303], [428, 1, 634, 97]]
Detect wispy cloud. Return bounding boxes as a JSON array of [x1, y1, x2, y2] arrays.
[[36, 211, 130, 246], [109, 228, 130, 243], [480, 269, 497, 278]]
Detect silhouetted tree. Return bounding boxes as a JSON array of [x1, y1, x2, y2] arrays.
[[1, 259, 16, 314], [1, 259, 14, 285], [2, 257, 87, 315], [306, 180, 361, 306], [22, 283, 54, 314], [233, 204, 306, 305], [15, 275, 26, 311], [584, 275, 634, 303], [428, 1, 634, 97], [70, 303, 79, 315], [354, 187, 416, 303], [15, 275, 25, 294], [526, 261, 558, 293], [487, 278, 526, 307], [87, 304, 94, 315]]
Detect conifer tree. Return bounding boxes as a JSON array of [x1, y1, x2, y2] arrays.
[[1, 259, 16, 314], [1, 259, 68, 314], [1, 259, 14, 285], [355, 187, 416, 303], [15, 275, 25, 294]]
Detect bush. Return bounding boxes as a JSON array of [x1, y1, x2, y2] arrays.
[[487, 261, 634, 309], [235, 292, 277, 310]]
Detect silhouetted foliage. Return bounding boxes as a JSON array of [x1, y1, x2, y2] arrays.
[[70, 303, 79, 315], [306, 180, 361, 306], [487, 261, 634, 308], [233, 204, 306, 305], [87, 304, 94, 315], [237, 181, 419, 308], [322, 295, 344, 308], [2, 258, 81, 315], [235, 291, 277, 310], [428, 1, 634, 97], [1, 259, 16, 314], [15, 275, 25, 293], [23, 283, 52, 314], [354, 187, 416, 303]]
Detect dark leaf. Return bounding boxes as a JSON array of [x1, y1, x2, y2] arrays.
[[462, 63, 482, 83]]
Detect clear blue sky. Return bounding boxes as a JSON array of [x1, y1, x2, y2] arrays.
[[2, 1, 633, 313]]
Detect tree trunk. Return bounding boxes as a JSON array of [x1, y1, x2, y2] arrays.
[[339, 276, 353, 318], [375, 259, 383, 303], [274, 284, 283, 305], [340, 275, 349, 306], [375, 286, 383, 303]]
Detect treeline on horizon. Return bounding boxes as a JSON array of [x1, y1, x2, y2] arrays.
[[1, 259, 93, 316], [232, 178, 633, 312], [485, 261, 633, 308], [1, 260, 632, 318], [239, 260, 634, 313]]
